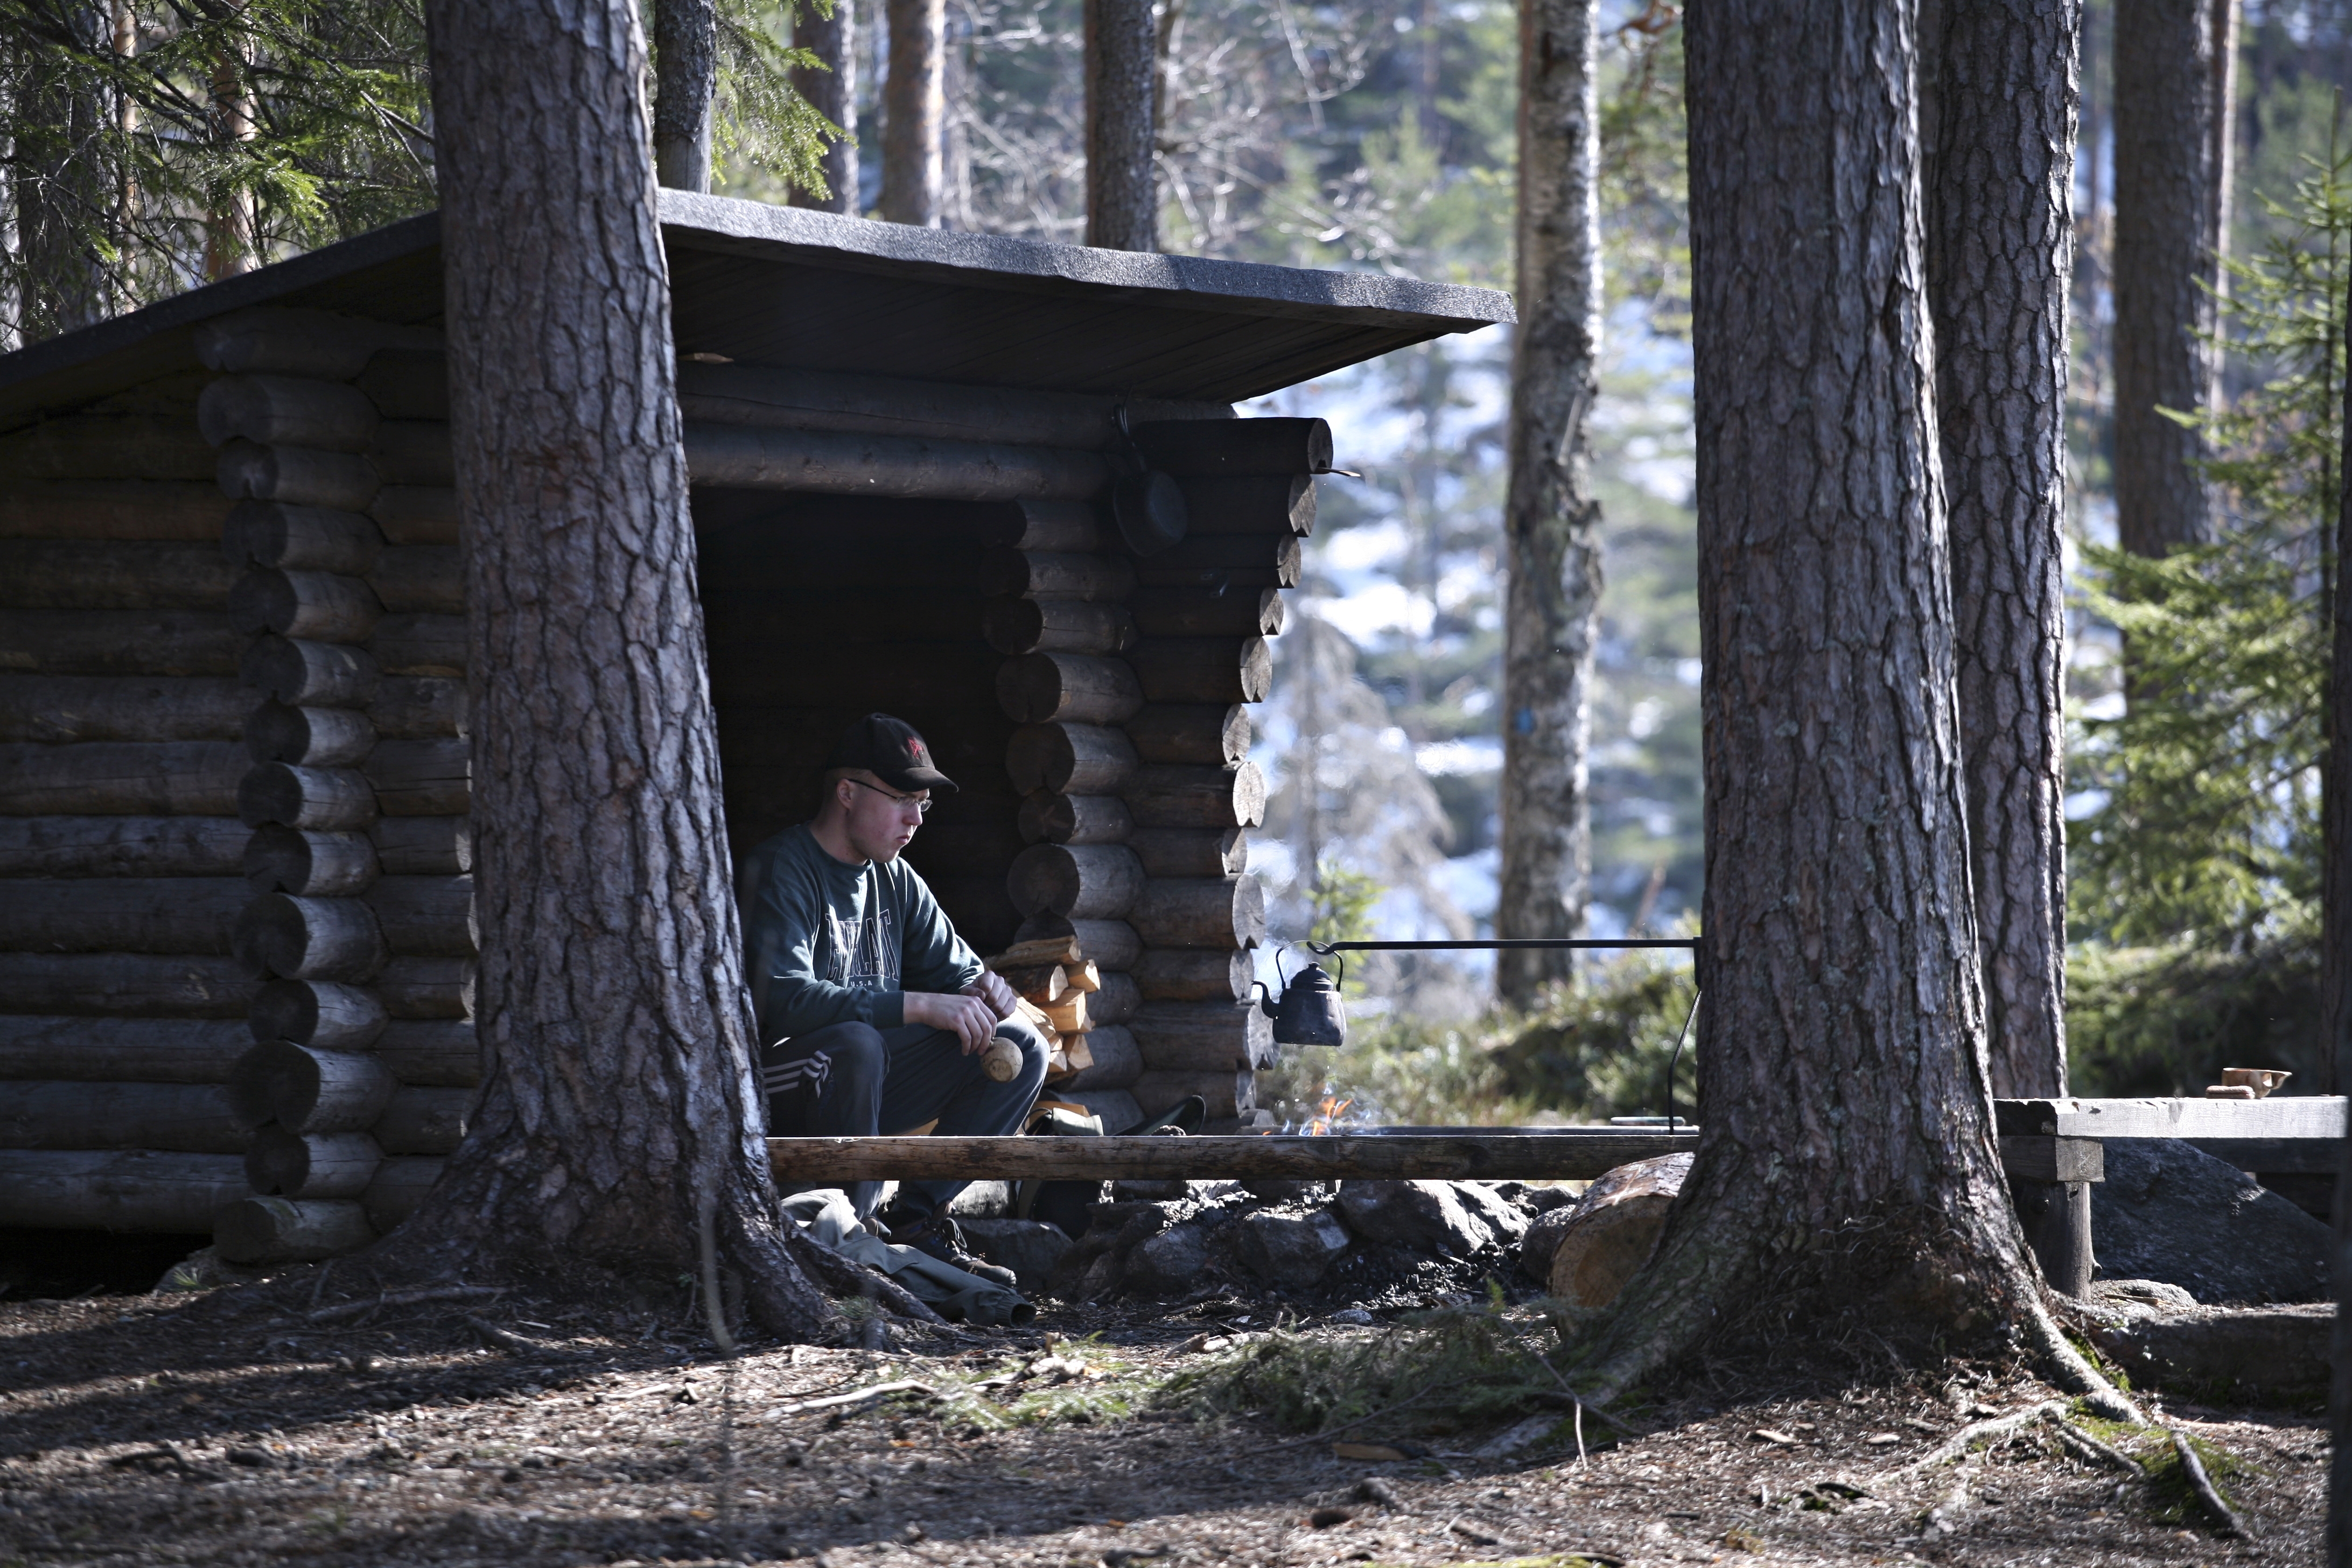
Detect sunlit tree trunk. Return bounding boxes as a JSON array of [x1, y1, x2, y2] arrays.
[[879, 0, 942, 225], [1085, 0, 1156, 250], [653, 0, 717, 191], [1496, 0, 1601, 1008], [790, 0, 859, 212], [202, 15, 255, 283]]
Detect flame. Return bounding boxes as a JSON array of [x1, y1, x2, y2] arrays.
[[1265, 1084, 1357, 1136]]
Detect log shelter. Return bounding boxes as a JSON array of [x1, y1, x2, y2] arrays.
[[0, 193, 1512, 1264]]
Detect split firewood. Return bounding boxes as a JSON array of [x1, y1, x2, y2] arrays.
[[1060, 1033, 1094, 1073], [1063, 960, 1101, 993], [1043, 991, 1089, 1035], [989, 936, 1086, 970], [997, 963, 1068, 1003]]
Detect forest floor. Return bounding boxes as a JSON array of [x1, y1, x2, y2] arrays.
[[0, 1278, 2323, 1568]]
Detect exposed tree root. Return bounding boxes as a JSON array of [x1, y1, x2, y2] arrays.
[[2169, 1429, 2250, 1538], [2051, 1418, 2148, 1478], [2018, 1296, 2144, 1424], [1892, 1399, 2066, 1476]]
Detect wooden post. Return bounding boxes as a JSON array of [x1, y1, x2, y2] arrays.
[[1084, 0, 1158, 251], [880, 0, 945, 226]]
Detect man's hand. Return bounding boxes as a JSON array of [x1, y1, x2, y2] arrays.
[[904, 991, 999, 1053], [964, 971, 1019, 1020]]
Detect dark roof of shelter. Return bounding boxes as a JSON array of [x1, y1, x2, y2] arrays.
[[0, 192, 1514, 431]]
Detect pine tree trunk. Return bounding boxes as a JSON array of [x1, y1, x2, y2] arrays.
[[405, 0, 854, 1340], [14, 10, 114, 337], [1084, 0, 1157, 251], [2330, 271, 2352, 1554], [1495, 0, 1601, 1007], [653, 0, 718, 191], [1569, 0, 2041, 1396], [791, 0, 859, 213], [1926, 0, 2077, 1100], [2112, 0, 2233, 556], [879, 0, 943, 226]]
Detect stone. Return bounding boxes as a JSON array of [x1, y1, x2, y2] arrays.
[[1243, 1178, 1328, 1202], [945, 1181, 1012, 1217], [1111, 1180, 1189, 1202], [1518, 1205, 1581, 1283], [1546, 1154, 1691, 1308], [1454, 1182, 1530, 1244], [1045, 1200, 1172, 1301], [1124, 1223, 1213, 1297], [955, 1218, 1073, 1291], [2090, 1139, 2329, 1304], [1236, 1208, 1353, 1290], [2085, 1301, 2332, 1402], [1335, 1180, 1497, 1257]]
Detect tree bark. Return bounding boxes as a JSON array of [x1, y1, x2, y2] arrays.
[[2327, 230, 2352, 1568], [1569, 0, 2057, 1398], [652, 0, 718, 191], [407, 0, 848, 1340], [1496, 0, 1602, 1007], [2111, 0, 2234, 556], [1925, 0, 2077, 1099], [880, 0, 944, 226], [1085, 0, 1157, 251], [791, 0, 859, 212]]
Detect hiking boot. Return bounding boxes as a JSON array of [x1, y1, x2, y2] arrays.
[[878, 1209, 1018, 1289]]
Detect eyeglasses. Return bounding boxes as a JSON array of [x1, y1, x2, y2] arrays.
[[845, 776, 932, 816]]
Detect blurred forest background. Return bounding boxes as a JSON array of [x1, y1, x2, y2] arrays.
[[9, 0, 2350, 1122]]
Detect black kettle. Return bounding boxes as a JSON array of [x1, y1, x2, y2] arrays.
[[1254, 955, 1347, 1048]]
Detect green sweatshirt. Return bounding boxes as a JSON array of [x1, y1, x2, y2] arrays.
[[737, 823, 983, 1046]]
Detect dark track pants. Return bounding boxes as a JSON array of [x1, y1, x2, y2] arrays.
[[761, 1017, 1049, 1220]]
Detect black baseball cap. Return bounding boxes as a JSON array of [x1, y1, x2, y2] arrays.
[[826, 713, 958, 795]]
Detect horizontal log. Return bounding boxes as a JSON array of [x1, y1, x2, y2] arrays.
[[0, 1015, 251, 1082], [1090, 970, 1140, 1026], [1135, 418, 1332, 477], [1126, 703, 1251, 766], [367, 677, 465, 740], [367, 876, 474, 956], [1130, 586, 1283, 640], [979, 550, 1137, 601], [373, 546, 464, 614], [1007, 842, 1145, 919], [1005, 722, 1137, 796], [673, 360, 1226, 449], [0, 876, 246, 954], [1126, 762, 1268, 830], [1018, 791, 1133, 846], [774, 1129, 1726, 1186], [0, 814, 247, 878], [229, 1038, 397, 1133], [363, 1154, 445, 1230], [0, 952, 251, 1017], [373, 1020, 480, 1087], [1992, 1095, 2350, 1140], [0, 740, 244, 816], [1129, 826, 1247, 878], [1132, 1000, 1275, 1071], [198, 375, 380, 453], [1013, 914, 1143, 972], [233, 892, 386, 981], [365, 739, 470, 816], [250, 978, 388, 1049], [1129, 875, 1267, 950], [222, 501, 383, 575], [0, 414, 215, 481], [0, 481, 229, 542], [0, 540, 238, 610], [997, 499, 1102, 552], [1126, 637, 1271, 706], [229, 568, 382, 642], [372, 486, 460, 547], [370, 421, 455, 487], [353, 349, 446, 420], [216, 441, 381, 511], [373, 1086, 471, 1154], [193, 306, 442, 380], [1179, 473, 1315, 537], [1130, 534, 1300, 590], [377, 956, 475, 1019], [1996, 1135, 2105, 1184], [1130, 1068, 1254, 1121], [214, 1196, 375, 1262], [0, 675, 248, 745], [0, 610, 242, 677], [1132, 947, 1257, 1002], [246, 1126, 383, 1199], [373, 816, 471, 876], [371, 613, 467, 677], [996, 653, 1143, 726], [982, 599, 1136, 657], [1056, 1025, 1140, 1091], [239, 762, 377, 831], [241, 636, 379, 706], [244, 701, 375, 768], [684, 420, 1113, 501], [243, 825, 378, 897], [0, 1080, 243, 1152], [0, 1148, 249, 1232]]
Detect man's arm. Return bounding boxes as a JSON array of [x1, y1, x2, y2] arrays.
[[739, 848, 908, 1044], [893, 861, 1006, 1051]]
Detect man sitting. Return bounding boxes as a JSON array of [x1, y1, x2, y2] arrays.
[[738, 713, 1047, 1285]]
